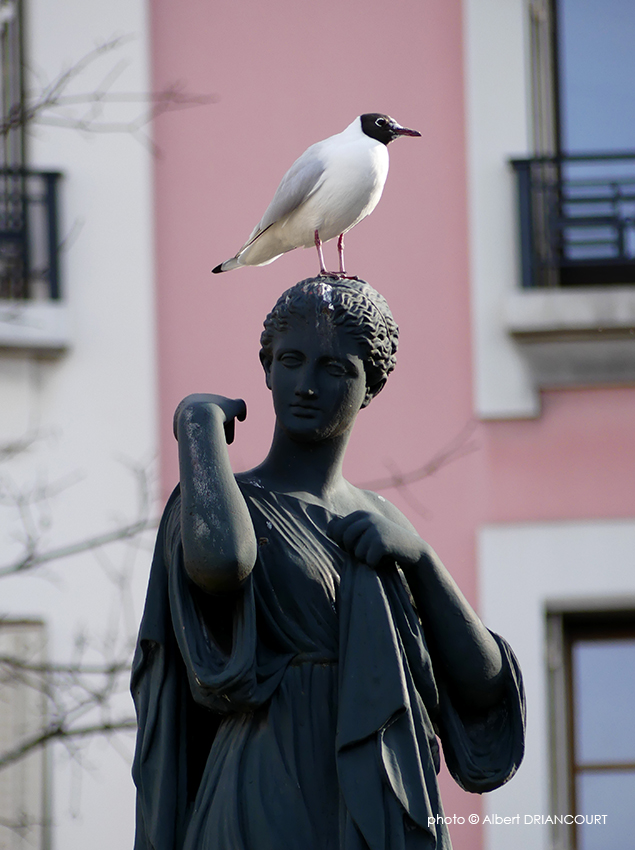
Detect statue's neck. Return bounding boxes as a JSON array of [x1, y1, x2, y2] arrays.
[[253, 425, 351, 501]]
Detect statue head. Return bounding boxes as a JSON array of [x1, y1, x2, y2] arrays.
[[259, 277, 399, 403]]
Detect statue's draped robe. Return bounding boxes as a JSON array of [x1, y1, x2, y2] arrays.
[[132, 482, 525, 850]]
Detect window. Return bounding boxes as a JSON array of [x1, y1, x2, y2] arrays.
[[0, 0, 25, 171], [0, 0, 67, 352], [464, 0, 635, 414], [503, 0, 635, 393], [548, 609, 635, 850], [513, 0, 635, 290], [0, 0, 26, 301], [555, 0, 635, 155], [0, 619, 49, 850]]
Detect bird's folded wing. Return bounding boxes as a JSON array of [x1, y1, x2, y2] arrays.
[[241, 146, 326, 248]]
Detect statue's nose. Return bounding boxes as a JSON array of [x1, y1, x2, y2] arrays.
[[296, 385, 317, 399], [295, 368, 318, 399]]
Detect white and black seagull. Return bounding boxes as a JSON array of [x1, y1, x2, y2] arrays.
[[212, 113, 421, 278]]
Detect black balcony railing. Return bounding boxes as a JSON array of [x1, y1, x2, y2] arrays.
[[0, 168, 62, 300], [510, 153, 635, 288]]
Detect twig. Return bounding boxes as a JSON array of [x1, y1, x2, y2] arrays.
[[0, 36, 214, 140], [357, 419, 479, 492], [0, 655, 130, 676], [0, 719, 137, 771], [0, 517, 158, 578], [0, 432, 40, 463]]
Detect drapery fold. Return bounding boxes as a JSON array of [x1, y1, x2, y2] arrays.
[[132, 484, 525, 850]]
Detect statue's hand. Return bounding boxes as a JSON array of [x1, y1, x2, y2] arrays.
[[328, 511, 426, 570], [173, 394, 247, 445]]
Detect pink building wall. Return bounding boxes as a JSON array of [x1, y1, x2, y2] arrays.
[[149, 2, 635, 847]]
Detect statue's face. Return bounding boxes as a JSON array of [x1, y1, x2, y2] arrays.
[[264, 314, 370, 443]]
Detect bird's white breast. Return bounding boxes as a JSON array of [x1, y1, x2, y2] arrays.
[[279, 128, 389, 248]]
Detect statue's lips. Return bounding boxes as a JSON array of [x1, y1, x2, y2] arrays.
[[289, 404, 320, 417]]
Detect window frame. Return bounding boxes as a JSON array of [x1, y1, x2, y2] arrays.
[[0, 617, 50, 850], [547, 605, 635, 850]]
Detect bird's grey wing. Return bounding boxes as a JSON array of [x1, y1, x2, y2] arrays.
[[242, 146, 326, 247]]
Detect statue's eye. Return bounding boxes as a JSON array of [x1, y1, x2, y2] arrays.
[[278, 352, 302, 368], [375, 117, 387, 128], [325, 361, 347, 377]]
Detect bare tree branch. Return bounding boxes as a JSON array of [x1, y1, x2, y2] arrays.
[[0, 432, 40, 462], [0, 439, 158, 777], [357, 419, 479, 492], [0, 655, 130, 676], [0, 812, 44, 838], [0, 31, 207, 810], [1, 35, 215, 143], [0, 718, 136, 770], [0, 516, 157, 578]]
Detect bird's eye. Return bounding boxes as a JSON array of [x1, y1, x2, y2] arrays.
[[375, 117, 387, 127]]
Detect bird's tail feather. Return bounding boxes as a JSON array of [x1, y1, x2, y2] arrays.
[[212, 256, 242, 274]]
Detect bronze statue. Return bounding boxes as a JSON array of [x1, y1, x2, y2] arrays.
[[132, 277, 524, 850]]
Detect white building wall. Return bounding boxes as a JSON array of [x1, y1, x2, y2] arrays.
[[463, 0, 539, 418], [0, 2, 156, 848]]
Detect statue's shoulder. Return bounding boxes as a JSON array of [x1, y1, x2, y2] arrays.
[[352, 486, 418, 534]]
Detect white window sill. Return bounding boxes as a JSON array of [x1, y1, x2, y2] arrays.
[[505, 287, 635, 387], [0, 300, 71, 354]]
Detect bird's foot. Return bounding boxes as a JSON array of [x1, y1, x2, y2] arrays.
[[316, 271, 360, 281], [316, 270, 360, 281]]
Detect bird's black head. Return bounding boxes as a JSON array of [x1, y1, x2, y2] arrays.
[[360, 113, 421, 145]]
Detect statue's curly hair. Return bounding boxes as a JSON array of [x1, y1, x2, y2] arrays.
[[260, 277, 399, 400]]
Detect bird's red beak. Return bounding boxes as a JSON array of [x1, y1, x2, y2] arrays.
[[393, 125, 421, 138]]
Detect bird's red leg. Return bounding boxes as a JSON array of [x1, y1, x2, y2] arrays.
[[337, 234, 346, 274], [333, 233, 358, 280], [314, 230, 328, 275]]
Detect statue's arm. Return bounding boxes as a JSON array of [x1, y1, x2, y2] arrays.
[[398, 538, 504, 710], [329, 507, 504, 711], [174, 394, 258, 593]]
